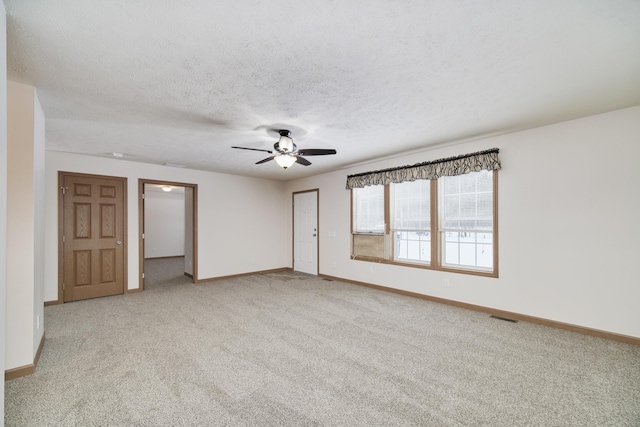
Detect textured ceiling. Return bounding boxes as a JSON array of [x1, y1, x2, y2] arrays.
[[6, 0, 640, 181]]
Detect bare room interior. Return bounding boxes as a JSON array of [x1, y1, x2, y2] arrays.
[[1, 1, 639, 425]]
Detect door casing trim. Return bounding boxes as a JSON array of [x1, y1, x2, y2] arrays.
[[292, 189, 319, 275], [138, 179, 198, 290]]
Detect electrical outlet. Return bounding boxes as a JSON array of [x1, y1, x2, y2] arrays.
[[443, 279, 450, 288]]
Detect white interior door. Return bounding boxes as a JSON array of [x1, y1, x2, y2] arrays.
[[294, 191, 318, 275]]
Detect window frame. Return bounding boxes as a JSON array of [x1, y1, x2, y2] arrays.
[[351, 185, 387, 235], [350, 170, 498, 278]]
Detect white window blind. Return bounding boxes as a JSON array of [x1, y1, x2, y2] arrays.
[[352, 185, 385, 233]]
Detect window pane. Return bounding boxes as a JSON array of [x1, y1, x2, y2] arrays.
[[444, 232, 459, 264], [391, 180, 431, 264], [439, 170, 494, 271], [444, 195, 459, 227], [459, 243, 476, 266], [477, 171, 493, 192], [444, 175, 459, 194], [394, 231, 431, 262], [477, 193, 493, 218], [477, 243, 493, 268], [459, 194, 476, 218], [461, 173, 476, 193], [353, 185, 385, 233]]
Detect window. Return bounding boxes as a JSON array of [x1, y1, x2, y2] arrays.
[[439, 170, 494, 271], [352, 185, 386, 259], [350, 170, 498, 276], [391, 180, 431, 264]]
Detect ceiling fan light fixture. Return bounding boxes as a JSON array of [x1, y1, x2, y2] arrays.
[[275, 154, 296, 169]]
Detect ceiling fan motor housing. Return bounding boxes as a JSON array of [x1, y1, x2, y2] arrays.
[[276, 130, 295, 153]]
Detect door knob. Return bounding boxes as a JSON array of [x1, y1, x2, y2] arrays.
[[116, 241, 123, 245]]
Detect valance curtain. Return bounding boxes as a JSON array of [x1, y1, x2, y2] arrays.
[[346, 148, 501, 189]]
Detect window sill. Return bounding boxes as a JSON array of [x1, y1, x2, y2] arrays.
[[350, 255, 498, 278]]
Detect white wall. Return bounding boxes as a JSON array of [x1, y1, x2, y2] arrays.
[[6, 81, 45, 370], [32, 90, 45, 359], [44, 152, 289, 300], [1, 3, 8, 423], [144, 187, 185, 259], [285, 106, 640, 339]]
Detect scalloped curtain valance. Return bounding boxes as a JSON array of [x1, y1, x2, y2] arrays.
[[345, 148, 501, 189]]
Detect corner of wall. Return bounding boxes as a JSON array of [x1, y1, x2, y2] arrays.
[[1, 0, 7, 421], [33, 88, 46, 356], [5, 78, 44, 372]]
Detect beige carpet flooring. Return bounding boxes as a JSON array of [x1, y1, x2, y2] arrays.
[[5, 257, 640, 426]]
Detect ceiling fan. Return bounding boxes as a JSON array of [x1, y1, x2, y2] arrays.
[[232, 130, 337, 169]]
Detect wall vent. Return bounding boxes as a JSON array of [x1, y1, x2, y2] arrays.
[[490, 315, 518, 323]]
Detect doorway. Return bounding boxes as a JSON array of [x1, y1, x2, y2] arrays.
[[58, 172, 127, 302], [293, 189, 319, 275], [138, 179, 197, 290]]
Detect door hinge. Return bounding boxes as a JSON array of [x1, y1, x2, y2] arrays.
[[142, 194, 145, 199], [142, 273, 145, 278], [142, 233, 145, 240], [60, 186, 66, 195], [62, 235, 65, 242], [62, 282, 65, 290]]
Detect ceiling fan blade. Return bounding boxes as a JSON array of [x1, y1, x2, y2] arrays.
[[232, 146, 273, 154], [256, 156, 275, 164], [296, 148, 337, 156], [295, 156, 312, 166]]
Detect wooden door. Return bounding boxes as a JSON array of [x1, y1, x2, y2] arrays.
[[61, 173, 126, 302], [293, 190, 318, 275]]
